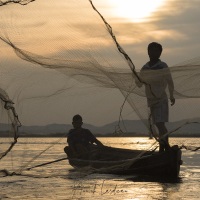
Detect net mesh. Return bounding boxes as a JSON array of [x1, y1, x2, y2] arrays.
[[0, 0, 199, 176]]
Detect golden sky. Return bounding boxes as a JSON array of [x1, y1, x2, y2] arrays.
[[1, 0, 199, 67], [0, 0, 200, 126]]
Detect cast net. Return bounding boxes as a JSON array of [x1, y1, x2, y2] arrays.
[[0, 0, 199, 177]]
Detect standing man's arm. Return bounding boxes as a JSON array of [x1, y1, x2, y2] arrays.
[[135, 71, 144, 88], [166, 68, 175, 106]]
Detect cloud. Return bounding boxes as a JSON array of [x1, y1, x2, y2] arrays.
[[146, 29, 187, 40]]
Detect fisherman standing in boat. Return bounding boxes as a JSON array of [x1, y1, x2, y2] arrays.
[[65, 114, 104, 158], [136, 42, 175, 152]]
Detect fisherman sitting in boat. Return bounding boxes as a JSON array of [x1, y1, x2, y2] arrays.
[[64, 114, 104, 158]]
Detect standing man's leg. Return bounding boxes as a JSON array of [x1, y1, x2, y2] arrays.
[[156, 122, 170, 152]]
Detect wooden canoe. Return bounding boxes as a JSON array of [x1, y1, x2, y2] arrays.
[[64, 145, 182, 178]]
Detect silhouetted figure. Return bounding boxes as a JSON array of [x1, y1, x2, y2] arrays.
[[64, 114, 103, 158], [136, 42, 175, 152]]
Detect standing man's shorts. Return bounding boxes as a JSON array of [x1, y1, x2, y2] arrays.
[[150, 100, 169, 123]]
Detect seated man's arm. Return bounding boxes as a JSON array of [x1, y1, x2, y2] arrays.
[[67, 133, 79, 155], [94, 138, 104, 146], [87, 130, 104, 146]]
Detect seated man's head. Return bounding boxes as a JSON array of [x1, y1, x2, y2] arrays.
[[72, 114, 83, 129], [148, 42, 162, 60]]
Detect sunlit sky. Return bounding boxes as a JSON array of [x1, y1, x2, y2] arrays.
[[95, 0, 200, 67], [0, 0, 200, 126], [108, 0, 166, 23], [1, 0, 199, 67]]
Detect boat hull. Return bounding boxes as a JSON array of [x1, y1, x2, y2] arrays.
[[65, 145, 182, 178]]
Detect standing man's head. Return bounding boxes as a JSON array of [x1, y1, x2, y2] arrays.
[[148, 42, 163, 61], [72, 114, 83, 129]]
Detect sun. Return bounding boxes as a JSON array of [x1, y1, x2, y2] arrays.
[[108, 0, 166, 22]]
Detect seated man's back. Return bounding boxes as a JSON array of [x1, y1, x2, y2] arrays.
[[65, 114, 103, 158]]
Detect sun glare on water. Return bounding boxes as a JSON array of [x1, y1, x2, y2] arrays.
[[109, 0, 166, 22]]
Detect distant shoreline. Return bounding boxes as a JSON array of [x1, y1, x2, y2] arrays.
[[1, 134, 199, 138], [1, 119, 200, 138]]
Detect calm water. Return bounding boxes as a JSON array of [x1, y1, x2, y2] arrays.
[[0, 137, 199, 200]]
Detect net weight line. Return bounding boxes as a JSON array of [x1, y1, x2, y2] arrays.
[[27, 157, 68, 170]]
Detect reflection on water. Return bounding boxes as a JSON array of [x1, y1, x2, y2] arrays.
[[0, 137, 199, 199], [127, 175, 182, 183]]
